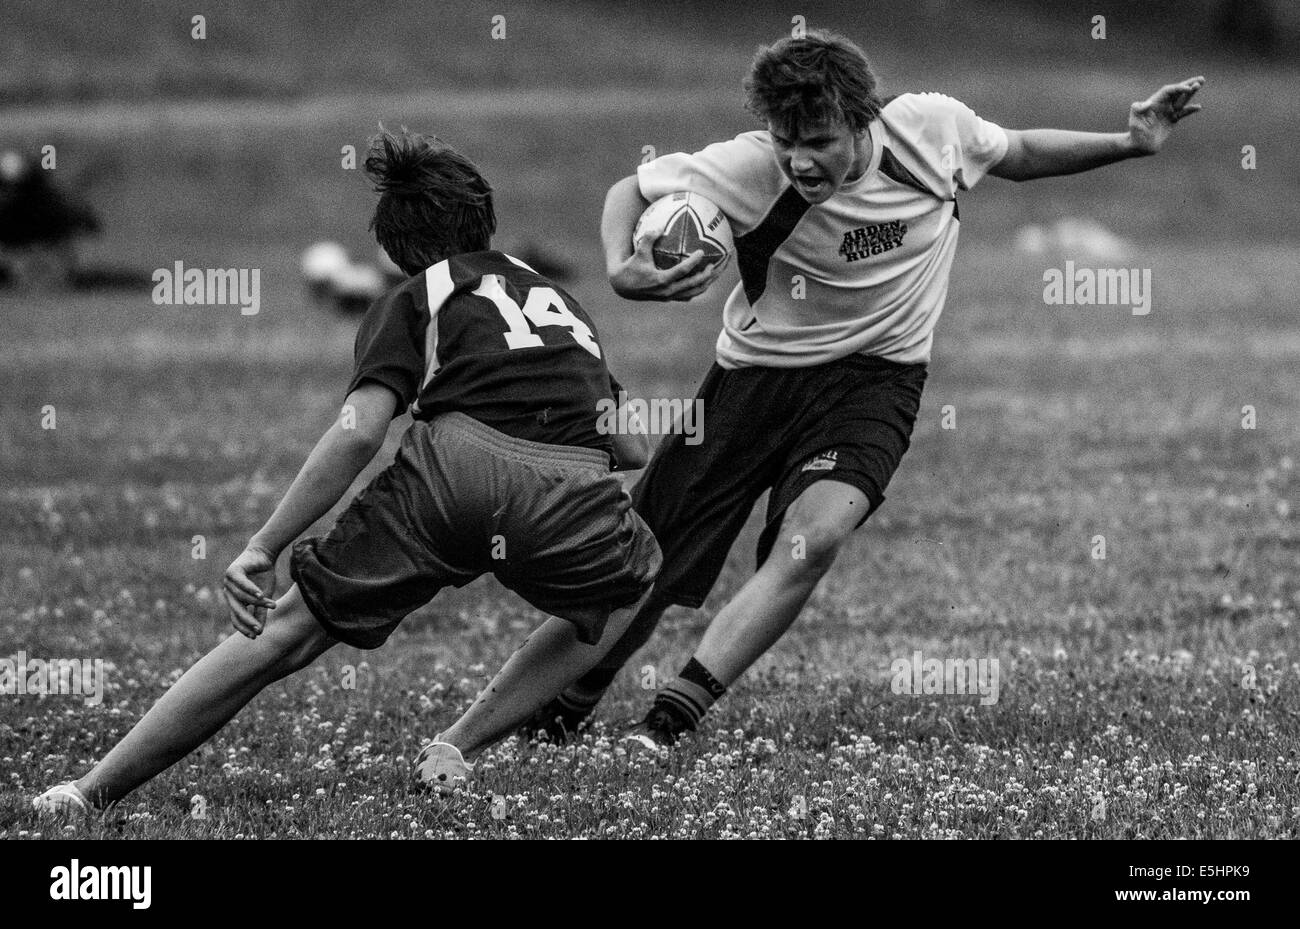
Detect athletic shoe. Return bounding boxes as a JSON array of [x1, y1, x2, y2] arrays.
[[621, 705, 691, 750], [32, 783, 92, 817], [516, 697, 594, 744], [414, 740, 474, 792]]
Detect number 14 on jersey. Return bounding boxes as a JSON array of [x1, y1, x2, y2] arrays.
[[474, 274, 601, 358]]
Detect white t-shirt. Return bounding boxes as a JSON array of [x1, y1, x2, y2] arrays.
[[637, 92, 1009, 368]]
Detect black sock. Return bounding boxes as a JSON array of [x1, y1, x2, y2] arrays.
[[653, 657, 727, 732], [679, 657, 727, 698], [555, 686, 602, 715]]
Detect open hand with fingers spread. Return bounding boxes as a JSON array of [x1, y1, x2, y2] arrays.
[[223, 546, 278, 639], [1128, 76, 1205, 155], [608, 233, 724, 302]]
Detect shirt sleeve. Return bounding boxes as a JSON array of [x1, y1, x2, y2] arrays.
[[636, 132, 781, 235], [345, 286, 425, 417], [941, 94, 1009, 191]]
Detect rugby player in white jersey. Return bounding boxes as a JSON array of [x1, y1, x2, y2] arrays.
[[526, 29, 1203, 745]]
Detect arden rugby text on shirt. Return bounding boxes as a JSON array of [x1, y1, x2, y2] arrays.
[[839, 220, 908, 262]]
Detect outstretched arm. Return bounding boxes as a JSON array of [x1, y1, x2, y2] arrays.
[[989, 76, 1204, 182], [222, 381, 397, 636]]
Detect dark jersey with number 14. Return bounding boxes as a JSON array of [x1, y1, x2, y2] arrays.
[[347, 250, 623, 460]]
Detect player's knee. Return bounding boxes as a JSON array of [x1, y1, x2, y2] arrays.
[[266, 619, 332, 676], [782, 521, 850, 576], [262, 587, 333, 673]]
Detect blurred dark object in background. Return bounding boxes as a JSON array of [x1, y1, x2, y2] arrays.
[[0, 148, 157, 292], [0, 148, 100, 288]]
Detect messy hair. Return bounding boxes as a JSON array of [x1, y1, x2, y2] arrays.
[[364, 128, 496, 275], [744, 30, 883, 136]]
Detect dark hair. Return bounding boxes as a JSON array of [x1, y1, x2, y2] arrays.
[[744, 30, 883, 136], [364, 128, 496, 275]]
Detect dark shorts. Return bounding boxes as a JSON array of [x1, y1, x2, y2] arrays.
[[632, 353, 926, 608], [290, 412, 661, 649]]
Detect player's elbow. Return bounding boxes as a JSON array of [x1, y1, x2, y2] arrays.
[[336, 383, 398, 454], [332, 418, 387, 459], [606, 174, 644, 205], [611, 432, 650, 470], [989, 132, 1034, 182], [988, 158, 1032, 183], [603, 175, 648, 234], [624, 444, 652, 472], [623, 445, 650, 471]]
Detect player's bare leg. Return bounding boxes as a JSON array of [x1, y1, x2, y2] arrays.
[[632, 480, 866, 743], [579, 596, 670, 685], [695, 480, 867, 682], [72, 584, 337, 809], [434, 589, 652, 761], [514, 593, 669, 743]]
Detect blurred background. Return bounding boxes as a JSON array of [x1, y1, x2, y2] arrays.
[[3, 1, 1297, 325], [3, 0, 1297, 282]]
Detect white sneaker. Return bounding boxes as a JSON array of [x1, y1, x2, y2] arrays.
[[414, 740, 474, 792], [32, 783, 92, 817]]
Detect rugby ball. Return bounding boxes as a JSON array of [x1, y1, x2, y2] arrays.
[[633, 192, 734, 271]]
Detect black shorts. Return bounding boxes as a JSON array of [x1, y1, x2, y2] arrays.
[[290, 412, 661, 648], [632, 354, 926, 608]]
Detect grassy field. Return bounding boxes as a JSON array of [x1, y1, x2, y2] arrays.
[[2, 1, 1299, 839], [3, 230, 1296, 838]]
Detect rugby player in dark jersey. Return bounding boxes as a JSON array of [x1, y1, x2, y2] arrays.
[[34, 129, 661, 813]]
